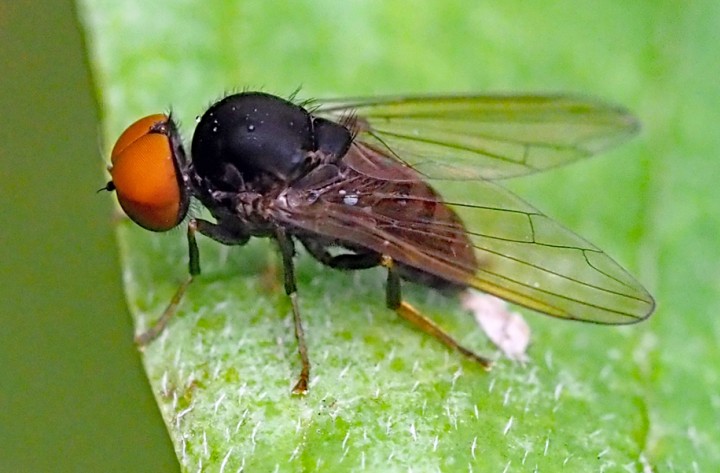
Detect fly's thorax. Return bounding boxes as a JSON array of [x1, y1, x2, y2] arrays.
[[191, 92, 353, 194]]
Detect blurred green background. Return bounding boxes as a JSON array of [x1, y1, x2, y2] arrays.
[[2, 0, 719, 471], [0, 1, 177, 471]]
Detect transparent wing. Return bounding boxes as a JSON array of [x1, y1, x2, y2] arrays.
[[315, 94, 639, 180], [438, 179, 654, 323], [275, 144, 654, 324]]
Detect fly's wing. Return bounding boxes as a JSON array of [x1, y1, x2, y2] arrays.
[[274, 143, 654, 324], [314, 94, 639, 180]]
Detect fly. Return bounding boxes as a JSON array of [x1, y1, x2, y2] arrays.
[[101, 91, 655, 394]]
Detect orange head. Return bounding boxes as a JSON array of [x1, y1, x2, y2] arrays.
[[103, 114, 189, 231]]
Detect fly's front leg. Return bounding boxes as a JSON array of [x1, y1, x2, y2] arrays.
[[381, 256, 493, 369], [135, 220, 201, 345], [135, 218, 249, 346], [276, 229, 311, 395]]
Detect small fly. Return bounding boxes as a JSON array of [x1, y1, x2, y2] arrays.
[[101, 91, 655, 394]]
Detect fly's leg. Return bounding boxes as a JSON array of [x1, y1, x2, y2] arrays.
[[381, 256, 493, 369], [135, 220, 202, 346], [276, 229, 311, 395], [301, 238, 382, 270], [135, 218, 249, 346]]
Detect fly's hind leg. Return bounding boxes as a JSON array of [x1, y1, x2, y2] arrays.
[[381, 256, 493, 369], [300, 238, 383, 270]]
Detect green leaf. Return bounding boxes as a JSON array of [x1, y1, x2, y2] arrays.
[[79, 0, 720, 471]]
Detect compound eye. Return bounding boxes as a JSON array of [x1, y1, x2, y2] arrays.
[[108, 114, 185, 232]]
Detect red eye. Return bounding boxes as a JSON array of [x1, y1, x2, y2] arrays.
[[108, 114, 187, 232]]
